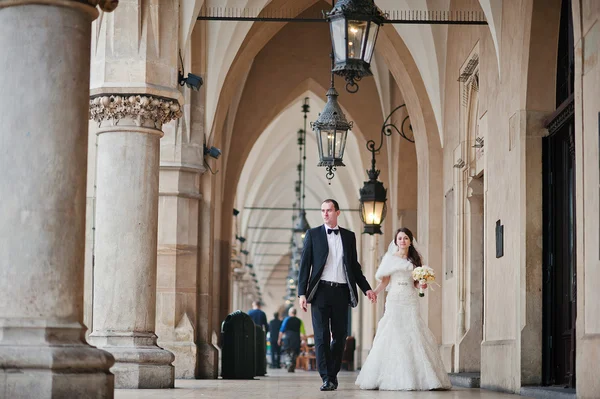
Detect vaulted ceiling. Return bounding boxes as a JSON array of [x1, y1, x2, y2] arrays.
[[187, 0, 503, 298]]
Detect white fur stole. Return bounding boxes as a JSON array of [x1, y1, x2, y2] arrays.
[[375, 253, 414, 281]]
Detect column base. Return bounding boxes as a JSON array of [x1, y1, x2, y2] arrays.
[[90, 331, 175, 389], [0, 319, 114, 399], [197, 342, 219, 379], [111, 362, 174, 389], [0, 369, 114, 399], [160, 340, 198, 379]]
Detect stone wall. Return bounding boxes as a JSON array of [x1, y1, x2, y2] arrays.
[[573, 1, 600, 397]]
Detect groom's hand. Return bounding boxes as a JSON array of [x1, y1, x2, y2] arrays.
[[366, 290, 377, 304], [299, 295, 308, 312]]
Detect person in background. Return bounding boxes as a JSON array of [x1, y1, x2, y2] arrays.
[[268, 312, 283, 369], [247, 300, 269, 333], [278, 307, 306, 372]]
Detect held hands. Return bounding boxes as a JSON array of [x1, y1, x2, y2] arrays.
[[301, 291, 377, 307], [299, 295, 308, 312], [366, 290, 377, 304]]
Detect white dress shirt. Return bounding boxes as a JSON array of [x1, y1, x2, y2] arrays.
[[320, 225, 347, 284]]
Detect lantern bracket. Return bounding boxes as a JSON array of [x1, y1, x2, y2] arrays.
[[359, 103, 414, 234], [367, 103, 414, 157], [197, 8, 488, 25], [365, 103, 414, 180]]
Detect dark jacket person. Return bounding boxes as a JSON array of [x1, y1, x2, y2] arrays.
[[297, 199, 375, 391], [268, 312, 283, 368], [247, 300, 268, 332]]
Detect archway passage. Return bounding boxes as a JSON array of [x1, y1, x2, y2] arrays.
[[542, 0, 576, 388]]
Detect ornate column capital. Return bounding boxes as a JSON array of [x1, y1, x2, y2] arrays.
[[0, 0, 118, 12], [90, 94, 183, 129]]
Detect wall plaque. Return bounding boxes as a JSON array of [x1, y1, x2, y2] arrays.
[[495, 220, 504, 258]]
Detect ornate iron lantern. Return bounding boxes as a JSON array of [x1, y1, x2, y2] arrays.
[[311, 84, 353, 182], [359, 154, 387, 235], [293, 210, 310, 252], [326, 0, 386, 93], [358, 104, 414, 234]]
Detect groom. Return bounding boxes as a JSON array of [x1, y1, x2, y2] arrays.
[[298, 199, 377, 391]]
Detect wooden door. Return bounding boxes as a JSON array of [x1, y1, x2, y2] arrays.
[[543, 112, 576, 387]]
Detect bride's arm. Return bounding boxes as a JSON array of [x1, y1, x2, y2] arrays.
[[373, 276, 390, 295]]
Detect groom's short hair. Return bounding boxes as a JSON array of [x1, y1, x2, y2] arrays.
[[322, 198, 339, 211]]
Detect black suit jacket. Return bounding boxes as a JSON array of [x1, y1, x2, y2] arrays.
[[297, 225, 372, 307]]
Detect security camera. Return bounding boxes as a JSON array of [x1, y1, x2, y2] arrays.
[[233, 208, 240, 216], [204, 145, 221, 159], [178, 71, 203, 91]]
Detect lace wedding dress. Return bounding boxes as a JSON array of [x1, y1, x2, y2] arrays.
[[355, 250, 452, 391]]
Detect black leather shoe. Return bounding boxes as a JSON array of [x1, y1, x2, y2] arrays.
[[331, 378, 338, 390], [320, 381, 335, 391]]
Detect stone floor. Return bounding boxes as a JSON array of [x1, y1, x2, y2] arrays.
[[115, 369, 521, 399]]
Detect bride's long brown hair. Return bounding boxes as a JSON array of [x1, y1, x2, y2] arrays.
[[395, 227, 422, 268]]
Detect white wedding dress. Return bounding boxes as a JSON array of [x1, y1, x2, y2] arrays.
[[355, 251, 452, 391]]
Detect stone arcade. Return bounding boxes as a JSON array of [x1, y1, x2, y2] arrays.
[[1, 0, 599, 398]]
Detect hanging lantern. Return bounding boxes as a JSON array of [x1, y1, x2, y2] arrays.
[[326, 0, 386, 93], [311, 86, 353, 182], [293, 210, 310, 251], [358, 158, 387, 235]]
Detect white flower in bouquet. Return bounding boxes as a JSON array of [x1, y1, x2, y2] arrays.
[[412, 266, 436, 297]]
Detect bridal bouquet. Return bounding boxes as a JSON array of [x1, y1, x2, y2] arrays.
[[412, 266, 436, 297]]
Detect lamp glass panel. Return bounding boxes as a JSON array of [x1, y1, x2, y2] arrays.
[[315, 126, 325, 161], [347, 20, 368, 60], [320, 128, 336, 160], [364, 21, 380, 63], [336, 129, 348, 159], [363, 200, 385, 224], [331, 18, 347, 63]]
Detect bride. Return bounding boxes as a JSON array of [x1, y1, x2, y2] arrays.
[[355, 227, 452, 391]]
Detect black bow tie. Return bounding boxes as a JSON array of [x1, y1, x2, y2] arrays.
[[327, 229, 339, 235]]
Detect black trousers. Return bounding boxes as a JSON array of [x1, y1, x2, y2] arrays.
[[270, 342, 281, 368], [311, 281, 349, 382]]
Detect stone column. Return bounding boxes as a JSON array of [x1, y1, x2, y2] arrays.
[[196, 167, 220, 378], [456, 177, 484, 372], [0, 1, 117, 398], [89, 95, 182, 388], [156, 124, 205, 378]]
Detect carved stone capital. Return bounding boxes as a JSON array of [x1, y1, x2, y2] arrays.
[[90, 94, 183, 129]]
